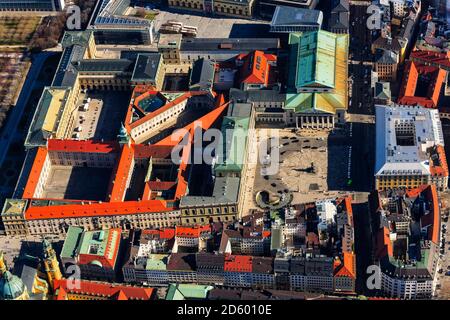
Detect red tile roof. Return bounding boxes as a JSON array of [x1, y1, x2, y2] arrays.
[[53, 279, 154, 300], [24, 199, 172, 220], [236, 50, 276, 85], [143, 228, 175, 239], [107, 143, 134, 202], [334, 252, 356, 279], [78, 228, 121, 269], [129, 91, 209, 131], [175, 225, 210, 238], [224, 254, 253, 272], [23, 147, 48, 199], [132, 144, 173, 159], [155, 101, 229, 147], [411, 50, 450, 70], [430, 145, 449, 178], [47, 139, 119, 154], [398, 60, 447, 108]]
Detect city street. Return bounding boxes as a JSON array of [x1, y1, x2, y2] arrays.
[[348, 3, 375, 116]]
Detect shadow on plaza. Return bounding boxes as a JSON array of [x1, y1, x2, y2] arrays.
[[12, 240, 65, 275], [327, 123, 375, 193]]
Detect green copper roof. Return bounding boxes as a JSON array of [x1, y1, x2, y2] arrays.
[[290, 31, 337, 89], [146, 254, 169, 271], [165, 284, 213, 300], [286, 31, 349, 114], [79, 230, 111, 257], [60, 226, 84, 259], [214, 116, 250, 173], [0, 271, 27, 300]]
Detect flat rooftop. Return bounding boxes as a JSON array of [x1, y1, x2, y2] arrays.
[[375, 105, 445, 176], [270, 5, 323, 27]]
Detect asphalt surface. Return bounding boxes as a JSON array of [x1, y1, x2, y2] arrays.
[[348, 3, 375, 116]]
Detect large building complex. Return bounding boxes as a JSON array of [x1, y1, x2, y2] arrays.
[[285, 30, 349, 129], [270, 6, 323, 33], [375, 105, 448, 191], [0, 0, 64, 11], [1, 0, 449, 302]]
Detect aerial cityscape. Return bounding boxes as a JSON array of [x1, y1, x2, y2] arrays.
[[0, 0, 450, 305]]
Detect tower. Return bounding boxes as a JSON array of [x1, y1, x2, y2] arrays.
[[117, 123, 130, 146], [42, 239, 62, 291], [0, 251, 29, 300]]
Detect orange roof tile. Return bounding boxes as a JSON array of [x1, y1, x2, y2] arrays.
[[224, 254, 253, 272], [107, 144, 134, 202], [398, 60, 447, 108], [430, 145, 449, 177], [53, 279, 153, 300], [237, 50, 276, 85], [47, 139, 119, 154], [155, 100, 229, 147], [78, 228, 121, 269], [143, 228, 175, 239], [24, 199, 171, 220], [175, 225, 210, 238], [23, 147, 48, 199], [129, 91, 209, 130]]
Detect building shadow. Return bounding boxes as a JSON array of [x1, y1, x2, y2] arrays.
[[352, 202, 377, 296], [326, 130, 351, 191], [229, 23, 273, 38]]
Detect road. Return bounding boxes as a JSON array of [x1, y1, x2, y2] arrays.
[[348, 122, 375, 192], [348, 3, 375, 116]]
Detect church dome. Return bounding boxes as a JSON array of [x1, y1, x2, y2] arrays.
[[0, 271, 27, 300]]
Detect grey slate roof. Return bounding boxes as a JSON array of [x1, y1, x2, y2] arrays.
[[181, 38, 280, 52], [131, 53, 162, 82], [189, 58, 215, 91], [270, 5, 323, 26], [180, 177, 240, 207], [230, 88, 286, 103], [227, 102, 252, 118]]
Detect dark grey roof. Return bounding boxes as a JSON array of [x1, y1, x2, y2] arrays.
[[181, 38, 280, 52], [331, 0, 349, 13], [399, 18, 416, 42], [329, 11, 349, 30], [131, 53, 162, 82], [196, 253, 225, 270], [189, 58, 215, 91], [380, 256, 432, 280], [374, 82, 391, 100], [52, 44, 86, 87], [252, 256, 274, 274], [270, 5, 322, 26], [227, 102, 252, 118], [375, 49, 399, 64], [230, 88, 286, 103], [180, 177, 240, 207], [74, 59, 134, 73]]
